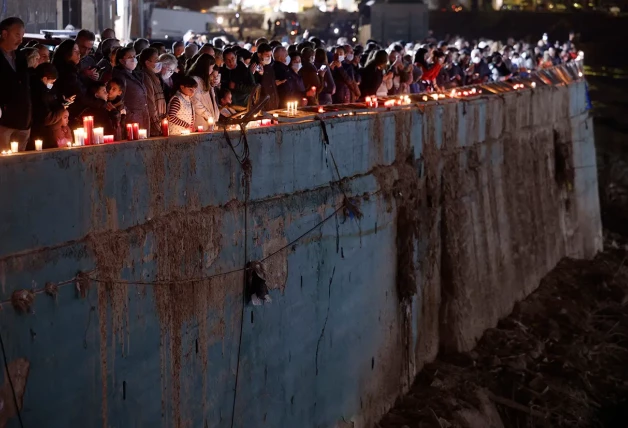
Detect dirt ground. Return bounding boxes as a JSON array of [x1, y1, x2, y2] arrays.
[[378, 76, 628, 428]]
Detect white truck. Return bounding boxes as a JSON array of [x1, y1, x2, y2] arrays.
[[148, 7, 220, 40]]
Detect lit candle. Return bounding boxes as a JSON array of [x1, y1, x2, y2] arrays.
[[197, 125, 204, 132], [1, 150, 6, 155], [82, 116, 94, 145], [318, 107, 324, 113], [66, 141, 72, 148], [126, 124, 134, 140], [103, 135, 114, 143], [138, 129, 147, 139], [132, 123, 140, 141], [181, 130, 190, 135], [74, 128, 85, 146], [10, 141, 18, 153], [365, 96, 372, 107], [35, 140, 43, 151], [93, 127, 104, 144], [161, 119, 169, 137], [422, 96, 428, 101], [531, 82, 536, 88], [273, 113, 279, 118]]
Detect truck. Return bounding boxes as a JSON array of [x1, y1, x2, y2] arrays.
[[148, 7, 220, 40]]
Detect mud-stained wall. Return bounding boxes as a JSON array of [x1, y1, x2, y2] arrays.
[[0, 79, 600, 428]]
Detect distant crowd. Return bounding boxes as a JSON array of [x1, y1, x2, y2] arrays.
[[0, 16, 582, 151]]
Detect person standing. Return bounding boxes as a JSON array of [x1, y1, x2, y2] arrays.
[[255, 43, 279, 110], [137, 48, 167, 137], [0, 17, 31, 151], [187, 53, 219, 129], [112, 47, 150, 130]]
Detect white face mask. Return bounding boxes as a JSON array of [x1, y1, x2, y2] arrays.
[[124, 58, 137, 71], [284, 55, 291, 66], [262, 56, 271, 65], [292, 62, 302, 72], [46, 82, 54, 89], [472, 56, 481, 64], [338, 55, 345, 62], [346, 53, 354, 61], [153, 62, 163, 73]]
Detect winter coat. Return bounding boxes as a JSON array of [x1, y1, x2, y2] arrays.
[[190, 76, 220, 129], [139, 68, 167, 137], [112, 66, 150, 130], [54, 60, 107, 124], [0, 47, 32, 130]]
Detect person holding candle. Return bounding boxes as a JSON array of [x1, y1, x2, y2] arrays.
[[112, 47, 150, 131], [314, 48, 335, 106], [358, 50, 390, 100], [187, 53, 220, 130], [0, 17, 32, 152], [137, 48, 167, 137], [299, 48, 324, 106], [217, 88, 237, 120], [166, 76, 197, 135], [49, 109, 73, 148]]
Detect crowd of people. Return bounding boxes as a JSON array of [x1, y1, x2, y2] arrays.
[[0, 16, 583, 151]]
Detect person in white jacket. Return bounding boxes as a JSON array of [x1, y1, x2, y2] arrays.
[[186, 53, 220, 129]]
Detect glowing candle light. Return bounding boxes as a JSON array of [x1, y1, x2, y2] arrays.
[[318, 107, 324, 113], [161, 119, 169, 137], [208, 116, 215, 131], [35, 140, 43, 151], [578, 72, 583, 77], [422, 96, 428, 101], [181, 129, 191, 135], [74, 128, 85, 146], [132, 123, 140, 141], [10, 141, 18, 153], [66, 141, 72, 148], [531, 82, 536, 88], [126, 124, 134, 140], [104, 135, 114, 143], [138, 129, 147, 139], [93, 127, 104, 144], [82, 116, 94, 145], [431, 94, 439, 100], [197, 125, 204, 132], [365, 96, 372, 107]]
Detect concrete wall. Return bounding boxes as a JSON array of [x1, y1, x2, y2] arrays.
[[0, 79, 601, 428]]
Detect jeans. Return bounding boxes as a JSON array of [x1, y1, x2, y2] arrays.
[[0, 126, 30, 152]]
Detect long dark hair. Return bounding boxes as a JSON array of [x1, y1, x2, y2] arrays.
[[52, 39, 78, 71], [115, 47, 136, 68], [365, 50, 389, 69], [314, 48, 328, 66], [414, 48, 429, 69], [138, 47, 158, 71], [187, 53, 216, 91]]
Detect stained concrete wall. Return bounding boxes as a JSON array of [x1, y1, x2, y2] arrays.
[[0, 79, 600, 428]]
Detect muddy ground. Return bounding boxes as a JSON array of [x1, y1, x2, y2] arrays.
[[378, 76, 628, 428]]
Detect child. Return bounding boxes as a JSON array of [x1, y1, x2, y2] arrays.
[[49, 109, 73, 148], [80, 82, 119, 140], [107, 78, 126, 140], [217, 87, 237, 120], [167, 76, 197, 135], [29, 63, 64, 149]]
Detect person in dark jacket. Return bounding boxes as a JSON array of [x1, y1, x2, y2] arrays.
[[112, 47, 150, 130], [286, 52, 316, 104], [77, 29, 100, 85], [272, 45, 293, 106], [0, 17, 31, 151], [53, 39, 110, 126], [331, 46, 360, 104], [137, 48, 166, 137], [299, 48, 323, 106], [255, 43, 279, 111], [29, 62, 65, 150], [358, 50, 389, 99], [79, 82, 119, 138], [314, 48, 335, 105], [221, 48, 257, 107]]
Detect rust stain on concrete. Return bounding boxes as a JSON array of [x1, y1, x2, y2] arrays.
[[0, 358, 30, 428]]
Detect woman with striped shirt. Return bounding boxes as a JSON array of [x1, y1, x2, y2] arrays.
[[166, 76, 197, 135]]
